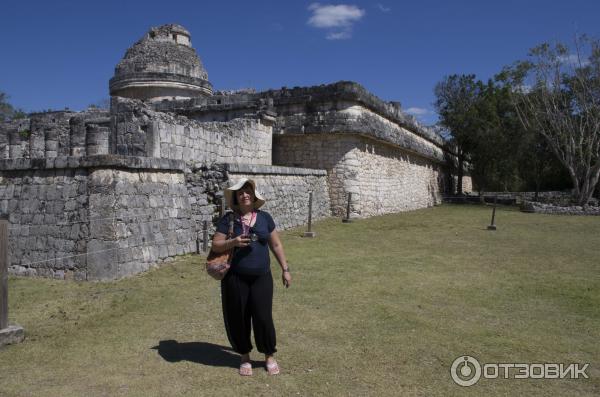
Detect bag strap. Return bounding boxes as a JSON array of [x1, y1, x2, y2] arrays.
[[227, 212, 235, 239]]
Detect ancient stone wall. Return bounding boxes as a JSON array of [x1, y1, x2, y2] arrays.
[[185, 163, 228, 234], [0, 110, 110, 160], [154, 82, 446, 163], [0, 167, 89, 280], [152, 119, 271, 164], [112, 97, 272, 165], [521, 201, 600, 215], [87, 167, 195, 280], [0, 99, 273, 168], [350, 137, 443, 216], [273, 134, 444, 217], [273, 102, 445, 163], [226, 163, 330, 230], [483, 191, 574, 204], [0, 155, 329, 280], [0, 155, 193, 281]]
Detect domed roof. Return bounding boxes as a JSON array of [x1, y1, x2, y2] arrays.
[[109, 24, 212, 101]]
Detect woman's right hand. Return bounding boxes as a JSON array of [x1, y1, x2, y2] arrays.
[[232, 235, 251, 248]]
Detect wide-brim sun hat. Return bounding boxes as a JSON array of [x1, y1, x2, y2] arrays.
[[224, 178, 266, 210]]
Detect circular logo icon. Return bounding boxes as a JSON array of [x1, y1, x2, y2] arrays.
[[451, 355, 482, 387]]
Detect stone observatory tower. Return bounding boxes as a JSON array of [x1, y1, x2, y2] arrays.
[[109, 24, 212, 101]]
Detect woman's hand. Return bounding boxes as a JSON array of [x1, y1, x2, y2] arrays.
[[282, 270, 291, 288], [232, 235, 251, 248]]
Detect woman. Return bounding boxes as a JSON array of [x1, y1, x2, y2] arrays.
[[211, 178, 292, 376]]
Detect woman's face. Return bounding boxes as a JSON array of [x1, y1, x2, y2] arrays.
[[236, 184, 255, 208]]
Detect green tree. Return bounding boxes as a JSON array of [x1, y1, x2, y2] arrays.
[[434, 74, 481, 194], [435, 75, 522, 194], [500, 37, 600, 205], [0, 91, 26, 122]]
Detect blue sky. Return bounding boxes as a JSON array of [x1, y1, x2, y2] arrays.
[[1, 1, 599, 124]]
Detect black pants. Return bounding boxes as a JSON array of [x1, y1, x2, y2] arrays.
[[221, 271, 277, 355]]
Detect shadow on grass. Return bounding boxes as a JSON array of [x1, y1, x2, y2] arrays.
[[152, 340, 261, 368]]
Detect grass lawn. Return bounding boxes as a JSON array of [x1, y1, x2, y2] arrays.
[[0, 204, 599, 396]]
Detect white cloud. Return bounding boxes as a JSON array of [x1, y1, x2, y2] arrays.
[[308, 3, 365, 40], [376, 3, 391, 12], [308, 3, 365, 28], [405, 107, 431, 116]]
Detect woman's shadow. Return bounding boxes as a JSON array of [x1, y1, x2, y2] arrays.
[[152, 340, 261, 368]]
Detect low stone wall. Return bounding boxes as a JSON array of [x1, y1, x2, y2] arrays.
[[0, 167, 89, 280], [225, 163, 330, 230], [483, 191, 582, 205], [521, 201, 600, 216], [0, 156, 330, 280], [0, 155, 192, 281], [87, 167, 195, 280]]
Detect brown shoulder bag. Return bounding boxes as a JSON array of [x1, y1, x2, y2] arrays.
[[205, 212, 235, 280]]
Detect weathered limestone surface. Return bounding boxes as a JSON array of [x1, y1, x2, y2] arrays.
[[226, 163, 330, 230], [109, 24, 212, 100], [272, 102, 445, 162], [1, 167, 89, 280], [274, 134, 443, 217], [0, 156, 329, 280], [0, 109, 109, 160], [0, 155, 191, 280], [87, 168, 195, 280], [185, 163, 228, 234], [154, 81, 446, 162], [0, 324, 25, 347], [112, 97, 272, 164]]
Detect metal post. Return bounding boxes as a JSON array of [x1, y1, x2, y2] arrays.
[[342, 192, 353, 223], [196, 225, 200, 254], [304, 192, 316, 237], [202, 220, 209, 252], [0, 217, 7, 330], [487, 195, 497, 230]]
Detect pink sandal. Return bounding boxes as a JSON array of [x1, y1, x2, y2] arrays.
[[266, 360, 280, 375], [239, 362, 252, 376]]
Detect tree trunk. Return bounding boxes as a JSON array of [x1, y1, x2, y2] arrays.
[[569, 164, 600, 206], [457, 156, 464, 195]]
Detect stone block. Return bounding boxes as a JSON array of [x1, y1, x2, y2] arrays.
[[86, 239, 119, 281], [0, 325, 25, 347]]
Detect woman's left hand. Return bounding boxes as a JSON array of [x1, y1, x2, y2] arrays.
[[282, 270, 292, 288]]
